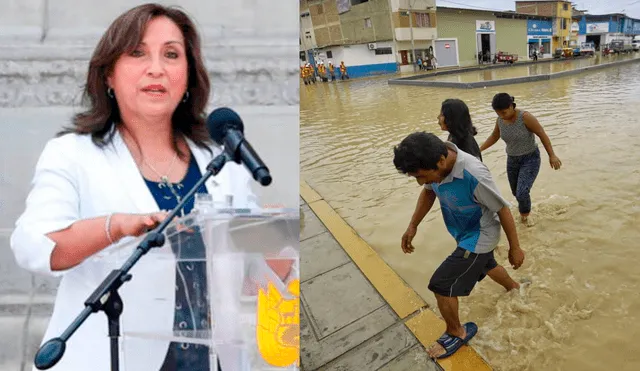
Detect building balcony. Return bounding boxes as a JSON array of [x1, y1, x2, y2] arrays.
[[395, 27, 437, 41]]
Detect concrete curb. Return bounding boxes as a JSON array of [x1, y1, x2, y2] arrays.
[[300, 180, 493, 371], [388, 56, 640, 89], [391, 56, 591, 81]]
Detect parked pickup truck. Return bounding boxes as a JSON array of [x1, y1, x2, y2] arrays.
[[580, 42, 596, 56], [610, 40, 634, 54]]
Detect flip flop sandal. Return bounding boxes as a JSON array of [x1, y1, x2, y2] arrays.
[[435, 322, 478, 359]]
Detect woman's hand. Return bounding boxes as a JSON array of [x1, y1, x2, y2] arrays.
[[112, 211, 169, 239], [549, 154, 562, 170]]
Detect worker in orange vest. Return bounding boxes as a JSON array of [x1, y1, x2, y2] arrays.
[[339, 61, 349, 80], [305, 63, 315, 84], [328, 61, 336, 81], [300, 65, 307, 84], [318, 61, 328, 82]]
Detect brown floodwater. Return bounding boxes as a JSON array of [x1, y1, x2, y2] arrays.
[[300, 59, 640, 371], [422, 53, 640, 83]]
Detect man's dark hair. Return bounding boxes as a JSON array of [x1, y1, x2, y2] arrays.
[[393, 132, 448, 174]]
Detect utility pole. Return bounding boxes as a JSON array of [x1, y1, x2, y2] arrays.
[[299, 11, 306, 64], [409, 1, 416, 71]]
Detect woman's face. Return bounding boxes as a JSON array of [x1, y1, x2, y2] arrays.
[[495, 106, 516, 121], [437, 111, 448, 132], [107, 16, 189, 122]]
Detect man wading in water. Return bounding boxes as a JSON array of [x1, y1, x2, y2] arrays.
[[393, 132, 525, 359]]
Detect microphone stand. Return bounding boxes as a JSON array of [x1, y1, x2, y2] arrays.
[[34, 151, 233, 371]]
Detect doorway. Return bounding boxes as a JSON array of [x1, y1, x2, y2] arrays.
[[481, 34, 491, 55], [434, 40, 459, 67], [586, 35, 601, 50], [476, 33, 496, 63], [400, 50, 408, 65]]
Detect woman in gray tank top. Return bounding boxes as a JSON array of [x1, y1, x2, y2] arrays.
[[480, 93, 562, 225]]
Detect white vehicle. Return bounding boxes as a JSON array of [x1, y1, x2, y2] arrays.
[[580, 42, 596, 56]]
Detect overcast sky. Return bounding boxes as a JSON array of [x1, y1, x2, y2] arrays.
[[436, 0, 640, 19]]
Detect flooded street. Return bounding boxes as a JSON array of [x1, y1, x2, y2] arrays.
[[427, 54, 640, 83], [300, 62, 640, 371]]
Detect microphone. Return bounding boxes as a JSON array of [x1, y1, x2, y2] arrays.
[[207, 107, 272, 186]]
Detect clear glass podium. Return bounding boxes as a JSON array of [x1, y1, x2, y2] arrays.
[[107, 197, 300, 371]]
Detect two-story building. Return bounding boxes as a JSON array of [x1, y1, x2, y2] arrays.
[[574, 13, 640, 50], [515, 1, 574, 50], [299, 0, 437, 78], [390, 0, 438, 72]]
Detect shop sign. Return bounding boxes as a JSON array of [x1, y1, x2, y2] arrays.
[[586, 22, 609, 34], [476, 20, 495, 32], [527, 20, 553, 36]]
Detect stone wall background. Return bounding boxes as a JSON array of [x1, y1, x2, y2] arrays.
[[0, 1, 299, 369]]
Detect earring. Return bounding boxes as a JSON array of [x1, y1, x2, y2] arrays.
[[107, 87, 115, 98], [182, 91, 189, 103]]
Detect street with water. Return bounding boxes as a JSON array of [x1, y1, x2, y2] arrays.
[[300, 58, 640, 371]]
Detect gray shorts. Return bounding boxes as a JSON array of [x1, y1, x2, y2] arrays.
[[428, 247, 498, 297]]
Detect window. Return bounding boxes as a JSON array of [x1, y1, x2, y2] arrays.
[[364, 18, 372, 28], [327, 51, 333, 58], [563, 3, 568, 10], [375, 47, 393, 55], [561, 18, 567, 30], [416, 13, 431, 27]]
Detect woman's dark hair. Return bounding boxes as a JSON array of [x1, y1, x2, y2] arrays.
[[441, 98, 478, 140], [58, 3, 212, 157], [393, 132, 448, 173], [492, 93, 516, 110]]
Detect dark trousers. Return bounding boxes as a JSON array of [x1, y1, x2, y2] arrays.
[[506, 148, 541, 214]]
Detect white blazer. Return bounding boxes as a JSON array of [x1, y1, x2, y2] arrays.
[[10, 129, 258, 371]]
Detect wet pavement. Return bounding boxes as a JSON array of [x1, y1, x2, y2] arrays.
[[300, 182, 491, 371]]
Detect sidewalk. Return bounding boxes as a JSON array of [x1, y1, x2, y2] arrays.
[[393, 56, 565, 80], [299, 181, 492, 371]]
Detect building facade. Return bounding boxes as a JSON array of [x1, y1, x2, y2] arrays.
[[390, 0, 438, 72], [527, 18, 554, 57], [299, 0, 437, 77], [575, 14, 640, 49], [515, 1, 574, 50], [300, 0, 397, 77], [300, 3, 318, 62], [436, 7, 535, 68]]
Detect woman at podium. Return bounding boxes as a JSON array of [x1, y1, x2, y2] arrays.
[[10, 4, 257, 371]]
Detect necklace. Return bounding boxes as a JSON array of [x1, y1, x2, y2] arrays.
[[120, 126, 186, 215], [144, 154, 185, 212], [143, 153, 178, 185]]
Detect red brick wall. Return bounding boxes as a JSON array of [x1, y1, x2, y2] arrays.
[[516, 1, 556, 17]]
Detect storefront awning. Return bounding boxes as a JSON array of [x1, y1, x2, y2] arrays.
[[528, 38, 550, 43]]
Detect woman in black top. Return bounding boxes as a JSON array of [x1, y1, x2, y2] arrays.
[[437, 98, 483, 161]]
